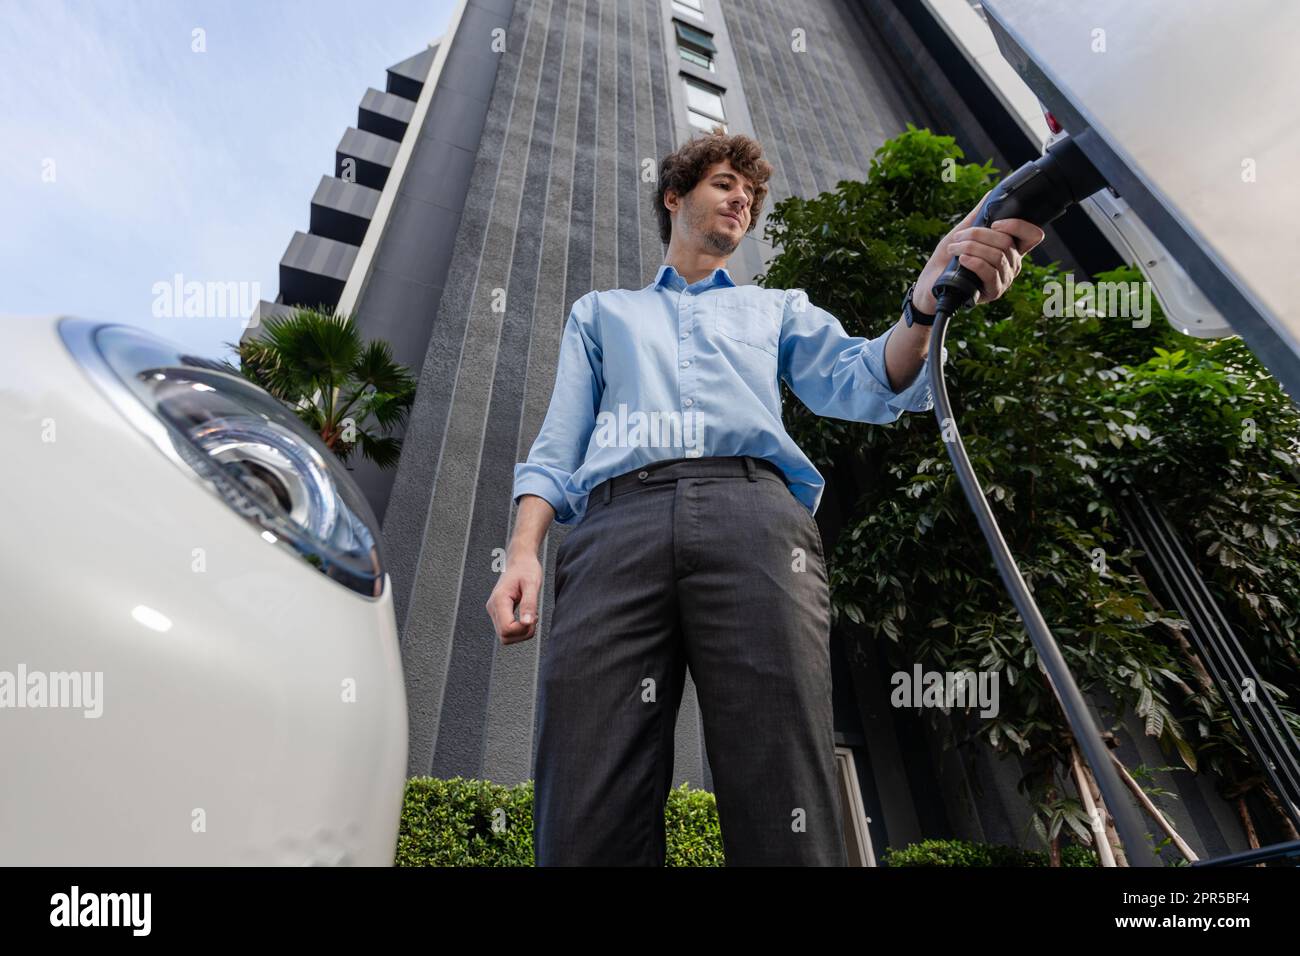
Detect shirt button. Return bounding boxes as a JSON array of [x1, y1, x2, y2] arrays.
[[680, 360, 690, 368], [680, 331, 689, 339], [683, 398, 693, 407], [637, 470, 649, 480]]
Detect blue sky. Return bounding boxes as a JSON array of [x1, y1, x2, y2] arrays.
[[1, 0, 456, 360]]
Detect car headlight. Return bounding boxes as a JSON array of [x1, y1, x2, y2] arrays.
[[59, 318, 386, 599]]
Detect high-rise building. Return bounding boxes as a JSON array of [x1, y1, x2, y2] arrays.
[[245, 0, 1255, 863]]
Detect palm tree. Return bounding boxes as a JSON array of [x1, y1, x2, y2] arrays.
[[223, 307, 417, 470]]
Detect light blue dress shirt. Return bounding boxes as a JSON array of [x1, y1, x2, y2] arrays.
[[513, 263, 936, 525]]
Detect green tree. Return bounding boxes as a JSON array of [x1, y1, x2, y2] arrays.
[[224, 307, 417, 469], [760, 124, 1300, 862]]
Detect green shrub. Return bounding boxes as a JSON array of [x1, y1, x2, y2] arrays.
[[396, 776, 536, 867], [395, 777, 725, 866], [396, 778, 1098, 866], [395, 780, 1107, 868], [883, 837, 1098, 867]]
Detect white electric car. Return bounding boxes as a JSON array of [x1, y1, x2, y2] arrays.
[[0, 316, 408, 865]]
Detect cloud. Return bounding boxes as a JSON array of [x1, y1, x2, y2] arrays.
[[1, 0, 452, 360], [0, 2, 197, 226]]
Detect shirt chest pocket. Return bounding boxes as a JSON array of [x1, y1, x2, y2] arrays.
[[712, 299, 780, 357]]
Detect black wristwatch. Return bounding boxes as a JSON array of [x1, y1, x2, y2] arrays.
[[901, 281, 937, 328]]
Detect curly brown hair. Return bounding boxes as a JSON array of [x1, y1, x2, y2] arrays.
[[654, 125, 773, 245]]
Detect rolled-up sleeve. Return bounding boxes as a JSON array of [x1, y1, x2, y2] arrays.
[[512, 292, 604, 524], [778, 289, 935, 423]]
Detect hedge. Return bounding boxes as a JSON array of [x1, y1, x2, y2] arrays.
[[395, 777, 1095, 867], [882, 837, 1098, 867]]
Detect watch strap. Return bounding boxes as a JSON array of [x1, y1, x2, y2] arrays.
[[904, 282, 936, 327]]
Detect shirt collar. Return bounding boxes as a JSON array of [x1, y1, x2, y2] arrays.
[[653, 263, 737, 291]]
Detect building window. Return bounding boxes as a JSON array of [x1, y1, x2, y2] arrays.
[[675, 19, 717, 72], [672, 0, 705, 21], [679, 47, 713, 71], [683, 74, 726, 133]]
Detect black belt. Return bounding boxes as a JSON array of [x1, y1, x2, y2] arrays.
[[592, 455, 786, 505]]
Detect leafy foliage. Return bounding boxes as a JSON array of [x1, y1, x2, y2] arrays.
[[759, 124, 1300, 850], [396, 777, 725, 866], [224, 307, 417, 469], [883, 837, 1097, 867], [396, 777, 1063, 866]]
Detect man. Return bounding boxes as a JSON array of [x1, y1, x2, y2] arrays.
[[486, 127, 1044, 866]]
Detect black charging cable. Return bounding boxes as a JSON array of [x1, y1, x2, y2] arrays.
[[925, 133, 1158, 864]]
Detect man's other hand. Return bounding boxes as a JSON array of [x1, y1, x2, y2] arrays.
[[486, 553, 542, 644]]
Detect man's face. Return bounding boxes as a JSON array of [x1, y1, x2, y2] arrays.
[[673, 160, 755, 256]]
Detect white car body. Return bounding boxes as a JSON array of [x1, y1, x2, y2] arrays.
[[0, 316, 408, 865]]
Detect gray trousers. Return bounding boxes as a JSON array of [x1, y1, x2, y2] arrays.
[[533, 455, 848, 866]]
